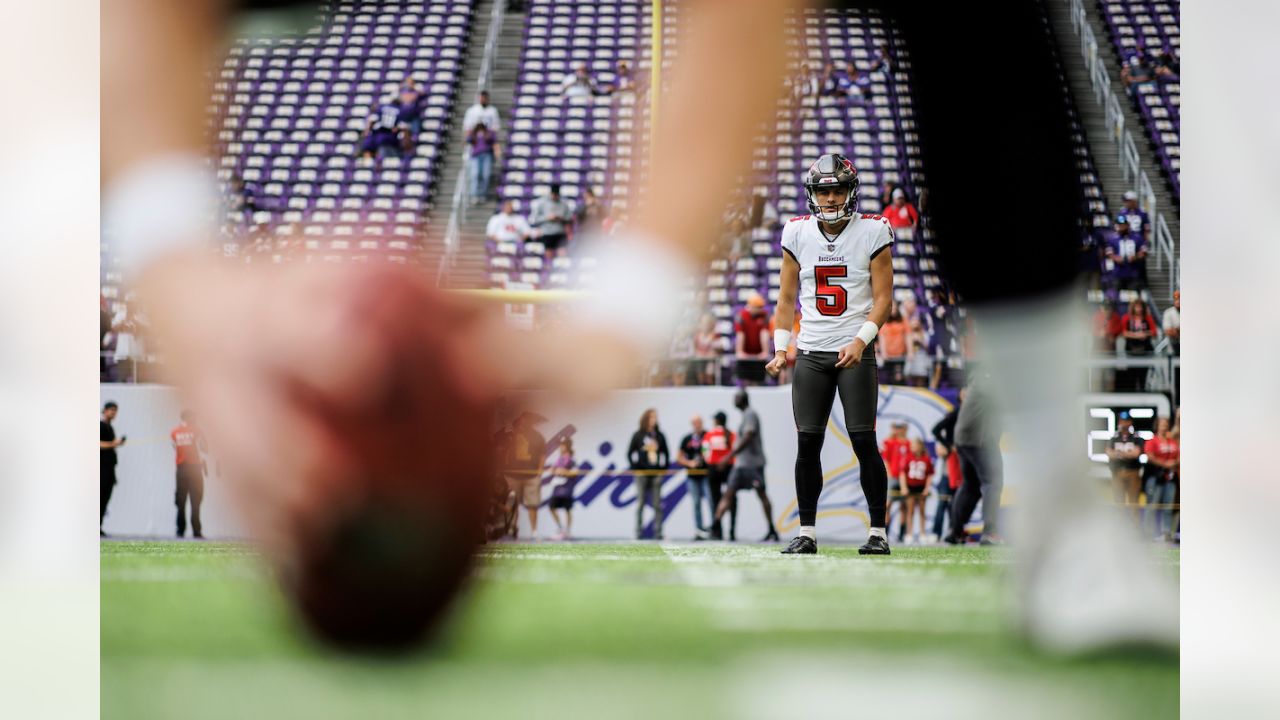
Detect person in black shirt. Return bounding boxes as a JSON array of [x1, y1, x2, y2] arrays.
[[100, 402, 126, 535], [929, 387, 964, 539], [675, 415, 710, 540], [1105, 412, 1144, 524], [628, 408, 670, 540]]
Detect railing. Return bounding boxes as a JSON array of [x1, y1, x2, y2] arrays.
[[436, 0, 507, 287], [1067, 0, 1177, 302]]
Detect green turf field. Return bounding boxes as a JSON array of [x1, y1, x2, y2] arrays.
[[102, 541, 1178, 719]]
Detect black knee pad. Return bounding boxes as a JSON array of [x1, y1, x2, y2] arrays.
[[797, 431, 825, 460], [850, 431, 880, 466]]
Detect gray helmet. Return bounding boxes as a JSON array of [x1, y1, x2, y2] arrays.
[[803, 153, 859, 222]]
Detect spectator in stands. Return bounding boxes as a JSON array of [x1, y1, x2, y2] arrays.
[[676, 415, 711, 539], [529, 183, 573, 258], [692, 313, 721, 385], [734, 293, 772, 386], [1154, 48, 1180, 81], [870, 42, 893, 77], [356, 100, 407, 162], [882, 188, 920, 232], [877, 302, 908, 384], [792, 62, 822, 110], [1121, 54, 1156, 94], [1092, 300, 1123, 353], [1121, 190, 1151, 242], [227, 176, 259, 224], [110, 299, 145, 382], [879, 179, 903, 211], [1162, 290, 1180, 355], [559, 62, 599, 98], [1105, 411, 1144, 524], [396, 86, 424, 139], [721, 217, 752, 264], [1103, 214, 1148, 295], [904, 321, 931, 387], [100, 401, 126, 535], [1119, 297, 1157, 391], [546, 437, 577, 541], [100, 296, 112, 380], [628, 409, 670, 540], [819, 62, 842, 97], [486, 200, 533, 244], [170, 410, 205, 539], [746, 188, 779, 230], [605, 60, 636, 94], [465, 121, 500, 205], [573, 187, 605, 237], [462, 89, 501, 134], [1143, 415, 1179, 541], [837, 61, 872, 102]]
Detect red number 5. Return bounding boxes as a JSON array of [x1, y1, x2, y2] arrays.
[[814, 266, 848, 316]]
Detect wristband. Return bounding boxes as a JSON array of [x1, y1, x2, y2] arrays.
[[102, 154, 218, 280], [573, 231, 696, 355], [856, 320, 879, 345], [773, 329, 791, 354]]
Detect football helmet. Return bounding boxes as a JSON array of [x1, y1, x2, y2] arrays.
[[803, 153, 859, 223]]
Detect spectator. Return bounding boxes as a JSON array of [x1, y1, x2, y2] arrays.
[[1154, 48, 1180, 81], [486, 200, 533, 244], [546, 437, 578, 541], [355, 100, 407, 162], [1092, 301, 1124, 353], [396, 86, 424, 138], [819, 61, 842, 97], [465, 121, 500, 205], [930, 387, 966, 541], [1143, 415, 1180, 541], [869, 41, 892, 77], [462, 89, 501, 134], [710, 390, 779, 542], [676, 415, 711, 539], [100, 401, 126, 534], [507, 411, 548, 540], [791, 61, 821, 109], [1105, 411, 1144, 524], [901, 438, 934, 545], [720, 217, 752, 264], [100, 297, 112, 380], [734, 293, 772, 386], [881, 419, 911, 539], [882, 188, 920, 231], [170, 410, 205, 539], [628, 408, 670, 540], [605, 59, 636, 94], [1079, 230, 1103, 287], [837, 61, 872, 102], [945, 374, 1004, 545], [702, 411, 737, 540], [877, 302, 908, 384], [1121, 54, 1156, 94], [1120, 190, 1151, 243], [746, 188, 779, 230], [1120, 297, 1157, 391], [528, 183, 573, 259], [904, 321, 931, 387], [558, 62, 599, 98], [1162, 289, 1180, 355], [227, 176, 260, 225], [110, 299, 145, 382], [878, 179, 903, 211], [692, 313, 721, 385], [1103, 214, 1148, 296], [573, 187, 605, 237]]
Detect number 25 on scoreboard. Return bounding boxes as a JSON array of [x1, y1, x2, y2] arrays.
[[815, 266, 848, 316]]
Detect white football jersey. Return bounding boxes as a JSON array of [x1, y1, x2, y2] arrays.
[[780, 213, 894, 352]]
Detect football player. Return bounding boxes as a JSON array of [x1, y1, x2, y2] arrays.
[[766, 153, 895, 556]]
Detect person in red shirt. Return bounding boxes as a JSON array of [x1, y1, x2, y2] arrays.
[[881, 188, 920, 231], [734, 293, 772, 386], [701, 411, 737, 540], [1142, 415, 1180, 541], [901, 438, 935, 545], [1119, 298, 1158, 391], [170, 410, 206, 538], [881, 420, 911, 539], [1092, 301, 1124, 353]]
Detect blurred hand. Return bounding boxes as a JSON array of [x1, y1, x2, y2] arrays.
[[765, 352, 786, 377], [835, 338, 866, 368]]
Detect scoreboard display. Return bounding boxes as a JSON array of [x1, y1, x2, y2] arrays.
[[1084, 393, 1173, 465]]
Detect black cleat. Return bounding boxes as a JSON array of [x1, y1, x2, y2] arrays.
[[781, 536, 817, 554], [763, 528, 780, 542], [858, 535, 891, 555]]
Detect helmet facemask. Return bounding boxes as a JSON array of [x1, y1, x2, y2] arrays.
[[806, 182, 857, 224]]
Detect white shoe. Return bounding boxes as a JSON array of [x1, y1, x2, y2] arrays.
[[926, 533, 939, 544], [1019, 510, 1178, 654]]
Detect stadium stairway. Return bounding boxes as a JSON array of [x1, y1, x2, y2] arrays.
[[426, 0, 523, 288], [1046, 0, 1180, 305]]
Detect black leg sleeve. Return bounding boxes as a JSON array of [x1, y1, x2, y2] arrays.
[[795, 431, 826, 527], [851, 431, 888, 529]]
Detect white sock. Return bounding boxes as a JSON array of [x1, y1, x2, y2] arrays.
[[869, 527, 887, 541], [799, 526, 816, 540]]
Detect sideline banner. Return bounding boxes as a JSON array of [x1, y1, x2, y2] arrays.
[[99, 384, 962, 541]]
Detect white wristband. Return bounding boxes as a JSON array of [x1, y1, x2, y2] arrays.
[[856, 320, 879, 345], [773, 329, 791, 354], [102, 154, 219, 279], [573, 232, 695, 355]]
